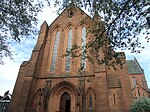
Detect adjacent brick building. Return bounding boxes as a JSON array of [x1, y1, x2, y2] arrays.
[[127, 58, 149, 99], [8, 3, 149, 112]]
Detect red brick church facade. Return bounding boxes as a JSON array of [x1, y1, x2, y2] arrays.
[[8, 3, 149, 112]]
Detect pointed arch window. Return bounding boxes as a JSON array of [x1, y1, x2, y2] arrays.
[[89, 94, 93, 112], [89, 95, 92, 107], [138, 89, 140, 96], [50, 31, 60, 72], [81, 27, 86, 70], [132, 77, 136, 88], [65, 29, 73, 71], [113, 94, 116, 104]]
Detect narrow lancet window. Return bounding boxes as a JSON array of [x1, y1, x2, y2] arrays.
[[89, 94, 93, 112], [113, 94, 116, 104], [81, 27, 86, 70], [138, 89, 140, 96], [50, 31, 60, 72], [89, 95, 92, 107], [132, 77, 136, 88], [65, 29, 73, 71]]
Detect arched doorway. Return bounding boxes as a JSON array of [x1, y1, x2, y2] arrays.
[[60, 92, 71, 112], [48, 81, 78, 112]]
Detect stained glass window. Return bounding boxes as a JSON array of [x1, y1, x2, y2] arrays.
[[81, 27, 86, 70], [50, 31, 60, 72], [65, 29, 73, 71]]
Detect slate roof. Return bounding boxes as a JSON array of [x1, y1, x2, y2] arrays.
[[126, 58, 144, 74]]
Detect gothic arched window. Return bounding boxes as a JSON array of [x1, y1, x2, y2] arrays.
[[138, 88, 140, 96], [86, 89, 95, 112], [113, 94, 116, 104], [81, 27, 86, 70], [89, 95, 92, 107], [65, 29, 73, 71], [50, 31, 60, 72], [132, 77, 136, 88]]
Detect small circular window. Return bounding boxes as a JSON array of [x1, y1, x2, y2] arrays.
[[67, 7, 76, 18], [69, 11, 73, 17]]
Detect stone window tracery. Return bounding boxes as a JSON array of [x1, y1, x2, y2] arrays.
[[81, 27, 86, 70], [50, 31, 60, 72], [65, 29, 73, 71]]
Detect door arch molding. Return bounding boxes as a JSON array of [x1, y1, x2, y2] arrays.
[[47, 81, 78, 112], [50, 81, 78, 97]]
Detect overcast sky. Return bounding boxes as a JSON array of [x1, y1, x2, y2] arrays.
[[0, 5, 150, 96]]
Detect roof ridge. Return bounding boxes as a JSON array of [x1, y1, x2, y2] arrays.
[[127, 59, 144, 74], [134, 58, 144, 73]]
